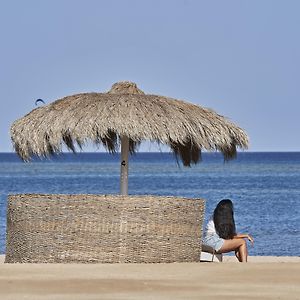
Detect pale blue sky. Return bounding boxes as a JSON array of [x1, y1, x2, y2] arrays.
[[0, 0, 299, 152]]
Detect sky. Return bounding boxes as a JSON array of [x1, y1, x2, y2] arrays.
[[0, 0, 299, 152]]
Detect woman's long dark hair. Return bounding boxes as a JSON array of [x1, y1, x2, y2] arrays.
[[213, 199, 236, 239]]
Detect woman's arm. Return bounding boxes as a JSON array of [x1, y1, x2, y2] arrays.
[[234, 234, 254, 245]]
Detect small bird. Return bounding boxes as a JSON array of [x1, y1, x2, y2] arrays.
[[35, 99, 46, 106]]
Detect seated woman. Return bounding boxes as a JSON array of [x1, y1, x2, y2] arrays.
[[203, 199, 254, 262]]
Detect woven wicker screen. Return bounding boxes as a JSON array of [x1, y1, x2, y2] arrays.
[[5, 194, 205, 263]]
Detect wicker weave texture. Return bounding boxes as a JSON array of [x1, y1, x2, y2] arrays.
[[5, 194, 205, 263]]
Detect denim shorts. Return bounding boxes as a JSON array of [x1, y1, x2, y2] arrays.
[[203, 234, 225, 252]]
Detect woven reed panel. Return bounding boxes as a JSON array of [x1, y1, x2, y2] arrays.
[[5, 194, 205, 263]]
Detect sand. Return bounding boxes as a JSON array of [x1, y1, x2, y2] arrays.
[[0, 255, 299, 299]]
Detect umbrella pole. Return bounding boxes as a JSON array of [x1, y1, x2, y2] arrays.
[[120, 136, 129, 195]]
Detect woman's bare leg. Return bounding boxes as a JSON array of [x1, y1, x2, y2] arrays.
[[235, 249, 241, 262], [218, 239, 248, 262]]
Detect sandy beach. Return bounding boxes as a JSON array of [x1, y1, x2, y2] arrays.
[[1, 255, 299, 300]]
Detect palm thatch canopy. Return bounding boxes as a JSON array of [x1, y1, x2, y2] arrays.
[[11, 81, 248, 165]]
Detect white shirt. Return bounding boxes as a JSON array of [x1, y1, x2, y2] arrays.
[[205, 219, 217, 236]]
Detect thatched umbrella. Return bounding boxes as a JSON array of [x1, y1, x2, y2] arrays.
[[11, 81, 249, 195]]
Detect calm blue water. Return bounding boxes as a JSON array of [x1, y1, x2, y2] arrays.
[[0, 152, 299, 256]]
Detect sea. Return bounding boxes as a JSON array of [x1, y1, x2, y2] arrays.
[[0, 152, 299, 256]]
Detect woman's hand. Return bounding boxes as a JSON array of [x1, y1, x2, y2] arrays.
[[247, 234, 254, 246], [234, 233, 254, 246]]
